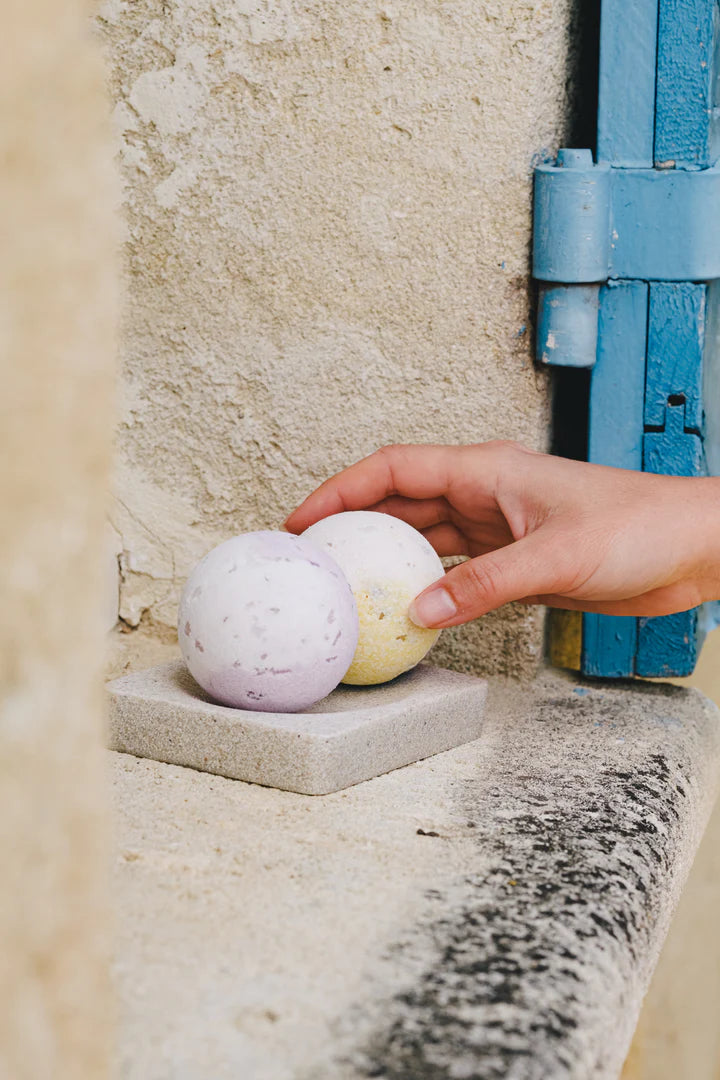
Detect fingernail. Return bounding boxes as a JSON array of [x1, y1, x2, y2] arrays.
[[409, 588, 457, 628]]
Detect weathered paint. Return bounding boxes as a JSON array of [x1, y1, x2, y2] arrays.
[[644, 402, 706, 474], [645, 283, 706, 433], [589, 282, 648, 472], [583, 281, 648, 678], [597, 0, 659, 166], [638, 283, 707, 676], [536, 284, 600, 368], [548, 608, 583, 670], [536, 0, 720, 677], [637, 611, 700, 677], [655, 0, 720, 168]]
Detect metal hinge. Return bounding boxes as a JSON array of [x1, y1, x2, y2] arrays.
[[533, 149, 720, 368]]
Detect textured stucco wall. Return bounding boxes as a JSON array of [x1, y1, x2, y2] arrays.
[[0, 1, 118, 1077], [99, 0, 578, 676]]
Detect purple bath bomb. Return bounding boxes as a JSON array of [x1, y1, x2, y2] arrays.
[[178, 532, 359, 712]]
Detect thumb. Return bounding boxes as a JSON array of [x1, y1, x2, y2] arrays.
[[409, 532, 561, 627]]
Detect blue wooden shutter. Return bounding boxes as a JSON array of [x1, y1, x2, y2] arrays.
[[533, 0, 720, 677]]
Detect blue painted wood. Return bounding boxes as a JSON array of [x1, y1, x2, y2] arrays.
[[535, 161, 720, 285], [644, 401, 706, 472], [589, 282, 649, 469], [655, 0, 720, 168], [704, 279, 720, 475], [636, 612, 700, 676], [583, 613, 638, 678], [610, 166, 720, 280], [582, 281, 649, 678], [645, 283, 706, 431], [533, 0, 720, 677], [637, 282, 707, 677], [597, 0, 659, 166]]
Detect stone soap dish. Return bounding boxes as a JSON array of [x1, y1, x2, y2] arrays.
[[106, 660, 488, 795]]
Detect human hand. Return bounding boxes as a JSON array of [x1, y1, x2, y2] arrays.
[[285, 442, 720, 628]]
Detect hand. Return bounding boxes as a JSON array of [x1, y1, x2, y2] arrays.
[[285, 441, 720, 628]]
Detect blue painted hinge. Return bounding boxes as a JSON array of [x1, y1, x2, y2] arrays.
[[533, 151, 720, 367]]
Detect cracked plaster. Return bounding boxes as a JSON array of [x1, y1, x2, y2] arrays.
[[98, 0, 578, 675]]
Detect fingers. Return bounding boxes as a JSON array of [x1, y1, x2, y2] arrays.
[[409, 530, 563, 627], [410, 573, 703, 624], [367, 498, 481, 555], [366, 495, 452, 531], [284, 444, 460, 533], [420, 523, 471, 557], [292, 486, 472, 556]]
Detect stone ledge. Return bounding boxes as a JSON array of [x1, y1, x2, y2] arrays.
[[109, 668, 720, 1080]]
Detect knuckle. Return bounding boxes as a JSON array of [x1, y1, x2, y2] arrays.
[[374, 443, 407, 493], [468, 439, 529, 464], [376, 443, 410, 463], [493, 438, 529, 459]]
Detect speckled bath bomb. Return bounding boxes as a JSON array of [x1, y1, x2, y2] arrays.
[[302, 511, 444, 685], [178, 532, 358, 712]]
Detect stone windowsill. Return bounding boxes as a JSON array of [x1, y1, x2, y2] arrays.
[[108, 640, 720, 1080]]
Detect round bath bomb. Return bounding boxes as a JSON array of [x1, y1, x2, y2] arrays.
[[302, 511, 444, 685], [178, 532, 358, 712]]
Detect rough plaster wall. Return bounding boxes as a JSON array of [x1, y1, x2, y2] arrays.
[[0, 1, 117, 1076], [99, 0, 577, 676]]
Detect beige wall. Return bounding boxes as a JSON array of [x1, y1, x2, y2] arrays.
[[98, 0, 580, 677], [0, 1, 118, 1077]]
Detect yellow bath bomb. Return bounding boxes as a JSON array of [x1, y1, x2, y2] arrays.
[[302, 511, 444, 685]]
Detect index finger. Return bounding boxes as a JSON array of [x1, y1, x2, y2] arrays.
[[284, 443, 460, 533]]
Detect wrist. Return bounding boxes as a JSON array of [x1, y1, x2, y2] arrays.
[[688, 477, 720, 603]]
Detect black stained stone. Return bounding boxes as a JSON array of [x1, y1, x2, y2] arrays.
[[330, 675, 720, 1080]]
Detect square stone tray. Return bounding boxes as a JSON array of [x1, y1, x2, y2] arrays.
[[106, 660, 488, 795]]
